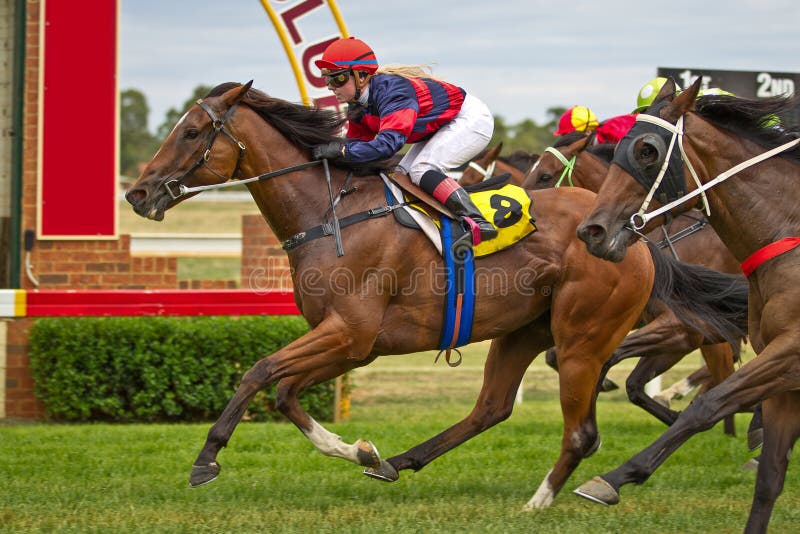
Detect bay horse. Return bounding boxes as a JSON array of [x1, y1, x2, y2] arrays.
[[525, 132, 745, 436], [125, 81, 745, 510], [458, 143, 533, 186], [574, 77, 800, 533]]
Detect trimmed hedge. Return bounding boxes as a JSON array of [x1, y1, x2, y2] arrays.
[[28, 316, 347, 423]]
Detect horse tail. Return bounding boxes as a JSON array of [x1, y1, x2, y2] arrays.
[[645, 241, 749, 349]]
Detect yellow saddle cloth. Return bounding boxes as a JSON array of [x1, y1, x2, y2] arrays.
[[467, 182, 538, 256]]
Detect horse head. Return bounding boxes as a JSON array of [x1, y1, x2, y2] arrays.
[[125, 81, 253, 220], [523, 132, 593, 190], [577, 78, 702, 262]]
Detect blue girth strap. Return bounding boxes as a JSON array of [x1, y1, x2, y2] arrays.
[[437, 218, 475, 363]]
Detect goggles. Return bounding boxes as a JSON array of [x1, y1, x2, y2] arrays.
[[324, 70, 351, 88]]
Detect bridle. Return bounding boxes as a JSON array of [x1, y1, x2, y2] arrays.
[[467, 160, 496, 181], [627, 111, 800, 232], [541, 147, 577, 187], [163, 99, 247, 199]]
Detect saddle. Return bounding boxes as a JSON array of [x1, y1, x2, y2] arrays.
[[381, 172, 538, 257], [382, 172, 538, 361]]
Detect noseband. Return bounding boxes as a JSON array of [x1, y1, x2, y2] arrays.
[[163, 99, 247, 199]]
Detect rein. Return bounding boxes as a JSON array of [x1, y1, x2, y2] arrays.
[[161, 97, 351, 255], [628, 113, 800, 231]]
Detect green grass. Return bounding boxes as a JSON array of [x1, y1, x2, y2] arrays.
[[3, 344, 796, 533], [176, 257, 241, 282]]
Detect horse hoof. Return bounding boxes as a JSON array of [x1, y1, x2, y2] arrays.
[[748, 428, 763, 451], [189, 462, 220, 487], [742, 458, 760, 471], [652, 395, 670, 409], [600, 378, 619, 392], [355, 439, 382, 468], [573, 476, 619, 506], [363, 460, 399, 482]]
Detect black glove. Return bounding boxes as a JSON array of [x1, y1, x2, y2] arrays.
[[312, 140, 345, 160], [346, 104, 365, 121]]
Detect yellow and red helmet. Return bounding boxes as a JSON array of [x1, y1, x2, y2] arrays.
[[554, 105, 599, 136], [315, 37, 379, 74]]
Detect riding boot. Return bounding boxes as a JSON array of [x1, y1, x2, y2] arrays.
[[419, 169, 498, 243]]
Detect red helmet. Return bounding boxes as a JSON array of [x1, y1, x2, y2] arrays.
[[314, 37, 379, 74]]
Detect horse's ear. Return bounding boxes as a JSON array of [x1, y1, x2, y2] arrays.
[[487, 143, 503, 162], [654, 77, 677, 106], [236, 80, 253, 102], [678, 77, 702, 111], [665, 77, 701, 121]]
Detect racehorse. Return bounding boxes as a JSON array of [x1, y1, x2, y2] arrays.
[[458, 143, 533, 186], [574, 77, 800, 533], [525, 132, 744, 435], [125, 81, 746, 510]]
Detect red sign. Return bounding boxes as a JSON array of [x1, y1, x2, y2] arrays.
[[39, 0, 118, 238]]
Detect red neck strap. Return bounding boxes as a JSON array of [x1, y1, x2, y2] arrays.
[[741, 237, 800, 277]]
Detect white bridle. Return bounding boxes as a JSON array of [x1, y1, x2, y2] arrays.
[[629, 113, 800, 231], [467, 160, 496, 181]]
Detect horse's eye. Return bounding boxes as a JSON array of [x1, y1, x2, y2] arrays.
[[639, 144, 658, 166], [184, 128, 200, 140], [540, 174, 553, 182]]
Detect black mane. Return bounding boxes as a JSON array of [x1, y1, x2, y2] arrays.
[[206, 83, 394, 174], [501, 150, 539, 172], [694, 94, 800, 164], [586, 142, 616, 163], [553, 131, 590, 148]]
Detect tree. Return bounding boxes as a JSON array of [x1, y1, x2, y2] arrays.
[[155, 85, 214, 141], [120, 89, 159, 179]]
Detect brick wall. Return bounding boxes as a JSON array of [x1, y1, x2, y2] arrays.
[[29, 235, 178, 289], [2, 2, 292, 419], [240, 214, 293, 292], [4, 318, 44, 418]]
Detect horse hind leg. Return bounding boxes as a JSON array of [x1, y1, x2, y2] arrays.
[[375, 322, 548, 484], [190, 313, 376, 487], [624, 351, 685, 425], [744, 392, 800, 534]]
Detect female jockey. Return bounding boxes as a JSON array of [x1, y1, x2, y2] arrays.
[[312, 36, 497, 243]]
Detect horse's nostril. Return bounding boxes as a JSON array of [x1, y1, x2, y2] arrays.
[[125, 188, 146, 206], [577, 223, 606, 244]]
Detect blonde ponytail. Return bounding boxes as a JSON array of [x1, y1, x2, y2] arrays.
[[375, 63, 445, 82]]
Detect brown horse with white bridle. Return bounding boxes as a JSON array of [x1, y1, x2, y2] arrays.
[[575, 77, 800, 533], [525, 132, 746, 436], [125, 81, 746, 510]]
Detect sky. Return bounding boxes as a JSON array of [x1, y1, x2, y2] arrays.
[[120, 0, 800, 134]]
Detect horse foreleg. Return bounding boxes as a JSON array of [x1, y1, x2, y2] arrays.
[[374, 325, 547, 482], [190, 312, 374, 487], [744, 392, 800, 534], [698, 342, 737, 436], [525, 345, 606, 509], [574, 333, 800, 507]]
